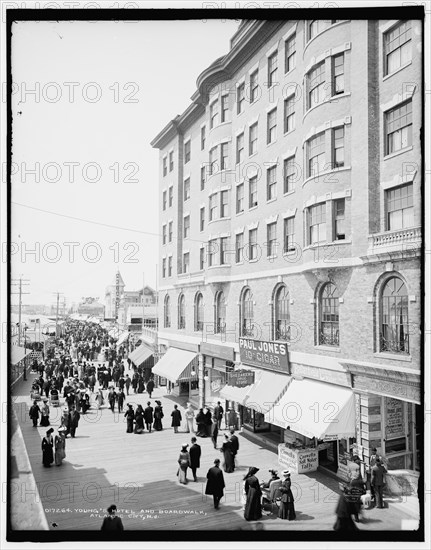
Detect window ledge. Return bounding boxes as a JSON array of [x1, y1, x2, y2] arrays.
[[249, 152, 258, 160], [236, 210, 245, 217], [249, 205, 258, 212], [266, 140, 277, 148], [207, 264, 231, 270], [210, 121, 232, 133], [267, 197, 277, 204], [382, 61, 413, 82], [283, 189, 296, 197], [235, 261, 244, 266], [248, 258, 259, 263], [283, 127, 296, 138], [373, 352, 412, 362], [383, 146, 413, 161], [303, 92, 351, 121], [284, 66, 297, 77], [302, 240, 351, 252], [267, 254, 277, 260], [314, 345, 341, 353], [302, 166, 351, 187], [283, 250, 298, 257]]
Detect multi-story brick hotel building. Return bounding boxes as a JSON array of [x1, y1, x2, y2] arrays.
[[151, 18, 422, 480]]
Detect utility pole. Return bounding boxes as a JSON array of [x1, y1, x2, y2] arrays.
[[11, 277, 30, 346], [52, 291, 64, 337]]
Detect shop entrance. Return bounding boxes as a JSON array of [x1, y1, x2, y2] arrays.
[[317, 440, 338, 472]]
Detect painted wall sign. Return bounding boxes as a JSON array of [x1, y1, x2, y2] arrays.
[[227, 369, 255, 388], [385, 398, 405, 439], [239, 338, 289, 373]]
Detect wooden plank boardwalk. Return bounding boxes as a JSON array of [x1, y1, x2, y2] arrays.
[[12, 371, 419, 532]]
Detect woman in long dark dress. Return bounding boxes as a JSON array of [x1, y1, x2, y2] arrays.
[[334, 488, 359, 532], [278, 470, 296, 520], [195, 408, 207, 437], [41, 428, 54, 467], [39, 399, 50, 427], [220, 434, 235, 473], [244, 467, 262, 521], [137, 376, 145, 394], [134, 405, 144, 434], [54, 428, 66, 466], [153, 400, 164, 431], [124, 404, 135, 433]]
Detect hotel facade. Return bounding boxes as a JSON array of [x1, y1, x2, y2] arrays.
[[151, 19, 422, 480]]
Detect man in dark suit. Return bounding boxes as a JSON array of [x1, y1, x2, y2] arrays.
[[101, 504, 124, 531], [213, 401, 224, 429], [229, 429, 239, 459], [144, 401, 154, 432], [146, 378, 155, 398], [371, 458, 387, 509], [189, 437, 201, 482], [205, 458, 225, 509]]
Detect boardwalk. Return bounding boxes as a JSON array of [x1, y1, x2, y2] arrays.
[[12, 371, 419, 533]]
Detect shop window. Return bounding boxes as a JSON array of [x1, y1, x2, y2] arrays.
[[241, 288, 254, 337], [195, 292, 204, 331], [215, 291, 226, 334], [319, 282, 339, 346], [380, 276, 409, 353], [164, 295, 171, 328], [275, 285, 290, 340], [178, 293, 186, 329]]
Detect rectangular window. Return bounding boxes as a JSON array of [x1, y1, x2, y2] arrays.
[[267, 222, 277, 257], [183, 215, 190, 238], [184, 140, 191, 164], [220, 142, 229, 170], [162, 157, 167, 177], [162, 258, 166, 278], [268, 51, 278, 87], [199, 247, 205, 270], [267, 108, 277, 144], [162, 190, 167, 211], [249, 176, 258, 208], [209, 146, 218, 175], [385, 100, 412, 155], [201, 126, 206, 150], [221, 95, 229, 123], [168, 221, 173, 242], [308, 132, 326, 177], [208, 239, 216, 267], [285, 34, 296, 72], [333, 127, 345, 168], [237, 83, 245, 114], [236, 132, 244, 164], [169, 151, 174, 172], [332, 53, 344, 95], [283, 156, 296, 193], [183, 252, 190, 273], [334, 198, 346, 240], [168, 185, 173, 207], [309, 203, 326, 244], [267, 166, 277, 201], [210, 100, 219, 129], [249, 122, 258, 155], [284, 95, 295, 133], [209, 193, 218, 221], [385, 21, 412, 75], [168, 256, 172, 277], [200, 166, 205, 190], [220, 190, 229, 218], [236, 183, 244, 214], [220, 237, 228, 265], [250, 70, 259, 103], [184, 178, 190, 201], [283, 217, 295, 253], [200, 207, 205, 232], [235, 233, 244, 263], [162, 224, 167, 245], [307, 62, 326, 109], [386, 183, 414, 230], [249, 228, 258, 260]]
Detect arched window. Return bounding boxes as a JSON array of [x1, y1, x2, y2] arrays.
[[241, 288, 254, 337], [380, 277, 409, 353], [195, 293, 204, 332], [164, 295, 171, 328], [319, 283, 339, 346], [275, 285, 290, 340], [215, 291, 226, 334], [178, 294, 185, 330]]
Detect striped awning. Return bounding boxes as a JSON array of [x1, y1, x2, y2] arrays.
[[129, 344, 153, 366], [152, 348, 198, 384], [245, 370, 292, 414], [11, 346, 32, 365]]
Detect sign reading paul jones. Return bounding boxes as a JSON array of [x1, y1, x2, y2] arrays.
[[239, 338, 289, 374]]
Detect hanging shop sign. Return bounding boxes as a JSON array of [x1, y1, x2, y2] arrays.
[[239, 338, 289, 374], [385, 398, 404, 439], [227, 369, 255, 388]]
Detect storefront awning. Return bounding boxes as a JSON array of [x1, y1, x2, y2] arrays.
[[116, 331, 130, 347], [219, 383, 253, 405], [152, 348, 197, 384], [129, 344, 153, 366], [11, 346, 32, 365], [245, 370, 292, 414], [265, 379, 356, 439]]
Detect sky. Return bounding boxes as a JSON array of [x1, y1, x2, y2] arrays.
[[10, 17, 240, 307]]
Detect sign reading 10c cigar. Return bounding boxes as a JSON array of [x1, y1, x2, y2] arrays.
[[239, 338, 289, 374]]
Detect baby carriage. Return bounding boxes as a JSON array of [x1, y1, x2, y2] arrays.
[[49, 388, 60, 407], [30, 382, 42, 401]]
